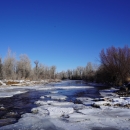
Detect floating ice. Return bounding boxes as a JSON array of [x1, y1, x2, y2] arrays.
[[50, 95, 67, 100], [35, 101, 48, 105], [45, 95, 67, 100], [0, 90, 27, 98], [31, 107, 49, 116], [66, 113, 89, 122], [48, 101, 74, 106], [47, 107, 74, 117], [93, 101, 110, 106], [0, 113, 65, 130], [78, 108, 100, 115], [51, 91, 59, 94], [40, 96, 45, 99]]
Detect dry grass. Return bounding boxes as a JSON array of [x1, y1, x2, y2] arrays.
[[6, 81, 20, 85]]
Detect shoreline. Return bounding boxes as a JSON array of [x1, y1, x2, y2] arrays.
[[0, 79, 61, 88]]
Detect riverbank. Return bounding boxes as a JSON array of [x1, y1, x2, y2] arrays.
[[0, 79, 61, 87]]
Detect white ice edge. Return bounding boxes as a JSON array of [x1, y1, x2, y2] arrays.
[[0, 90, 28, 98], [36, 86, 94, 90]]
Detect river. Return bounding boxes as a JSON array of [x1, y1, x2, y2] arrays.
[[0, 80, 116, 130]]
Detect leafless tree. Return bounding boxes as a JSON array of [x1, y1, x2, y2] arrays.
[[100, 46, 130, 85], [0, 57, 3, 80], [16, 54, 31, 79], [34, 60, 39, 80], [76, 67, 83, 79], [85, 62, 95, 81], [66, 69, 72, 79], [3, 49, 16, 79], [37, 63, 45, 79], [56, 62, 97, 81], [49, 66, 56, 79]]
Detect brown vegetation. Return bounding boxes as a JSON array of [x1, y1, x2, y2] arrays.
[[99, 46, 130, 86], [6, 81, 20, 85]]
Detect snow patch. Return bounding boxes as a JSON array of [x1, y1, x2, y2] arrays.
[[66, 113, 89, 122], [31, 107, 49, 116], [40, 96, 45, 99], [35, 101, 48, 105], [47, 107, 74, 117], [0, 90, 27, 98], [44, 95, 67, 100], [48, 101, 74, 106]]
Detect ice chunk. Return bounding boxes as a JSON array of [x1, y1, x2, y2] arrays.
[[66, 113, 89, 122], [93, 101, 111, 106], [35, 101, 48, 105], [73, 104, 86, 110], [76, 97, 93, 102], [40, 96, 45, 99], [47, 107, 74, 117], [0, 90, 27, 98], [112, 98, 124, 102], [78, 108, 100, 115], [51, 95, 67, 100], [45, 95, 51, 98], [0, 113, 65, 130], [48, 101, 74, 106], [45, 95, 67, 100], [51, 91, 59, 94], [31, 107, 49, 115]]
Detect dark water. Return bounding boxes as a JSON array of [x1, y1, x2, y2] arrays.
[[0, 89, 50, 127], [92, 127, 118, 130], [0, 80, 108, 127]]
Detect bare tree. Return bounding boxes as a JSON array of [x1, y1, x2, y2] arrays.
[[34, 60, 39, 80], [1, 49, 60, 81], [66, 69, 72, 79], [16, 54, 31, 79], [57, 62, 97, 81], [3, 49, 16, 79], [37, 63, 45, 79], [83, 62, 95, 81], [0, 57, 3, 80], [100, 46, 130, 85], [77, 66, 84, 79], [50, 66, 56, 79]]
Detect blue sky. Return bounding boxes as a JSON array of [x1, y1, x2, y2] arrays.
[[0, 0, 130, 72]]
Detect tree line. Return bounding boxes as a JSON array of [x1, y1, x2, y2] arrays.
[[0, 46, 130, 86], [57, 62, 98, 81], [0, 49, 56, 80], [98, 45, 130, 86], [57, 45, 130, 86]]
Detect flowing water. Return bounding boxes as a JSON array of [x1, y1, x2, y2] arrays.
[[0, 80, 108, 127]]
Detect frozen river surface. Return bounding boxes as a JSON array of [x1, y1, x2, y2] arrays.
[[0, 80, 130, 130]]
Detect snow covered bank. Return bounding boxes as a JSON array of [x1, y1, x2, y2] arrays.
[[1, 106, 130, 130], [0, 81, 130, 130], [0, 90, 28, 98], [0, 79, 61, 87]]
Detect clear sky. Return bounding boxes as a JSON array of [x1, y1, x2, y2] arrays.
[[0, 0, 130, 72]]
